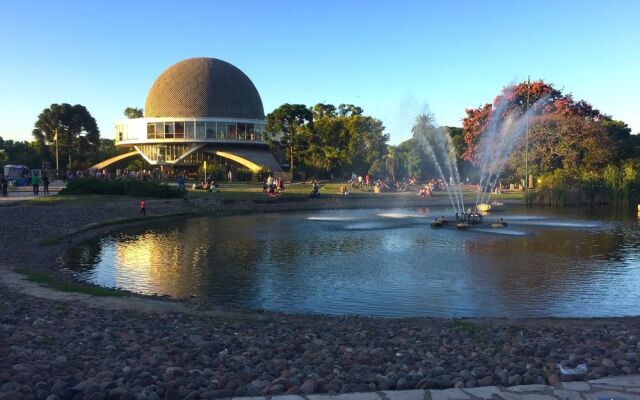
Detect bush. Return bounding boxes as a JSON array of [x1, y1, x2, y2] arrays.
[[60, 177, 183, 198]]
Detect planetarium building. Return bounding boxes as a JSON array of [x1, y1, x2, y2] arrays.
[[93, 57, 281, 173]]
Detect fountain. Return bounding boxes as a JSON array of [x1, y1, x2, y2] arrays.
[[413, 91, 548, 230]]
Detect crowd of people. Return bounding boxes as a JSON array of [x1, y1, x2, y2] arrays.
[[0, 171, 51, 196], [263, 175, 285, 197], [192, 178, 219, 192]]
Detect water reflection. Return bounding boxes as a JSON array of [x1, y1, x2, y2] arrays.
[[63, 207, 640, 317]]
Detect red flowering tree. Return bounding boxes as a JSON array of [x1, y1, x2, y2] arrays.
[[461, 80, 606, 164]]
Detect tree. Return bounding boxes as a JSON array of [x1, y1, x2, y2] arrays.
[[32, 103, 100, 170], [384, 146, 398, 180], [602, 120, 639, 160], [344, 114, 388, 175], [446, 126, 467, 162], [312, 103, 337, 118], [0, 136, 5, 162], [461, 80, 608, 163], [97, 138, 129, 162], [0, 138, 42, 168], [265, 104, 313, 178], [525, 114, 613, 176], [124, 107, 143, 118], [306, 104, 346, 174], [266, 103, 389, 179], [395, 138, 430, 179], [338, 104, 363, 117]]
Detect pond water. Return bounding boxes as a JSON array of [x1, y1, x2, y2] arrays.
[[62, 207, 640, 318]]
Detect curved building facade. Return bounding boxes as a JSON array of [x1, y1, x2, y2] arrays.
[[99, 57, 281, 172]]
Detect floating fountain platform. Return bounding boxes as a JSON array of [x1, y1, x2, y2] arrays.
[[430, 213, 507, 230]]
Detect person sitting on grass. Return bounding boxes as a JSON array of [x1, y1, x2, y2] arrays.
[[209, 180, 219, 192], [268, 183, 277, 197], [338, 185, 349, 195], [310, 180, 320, 199]]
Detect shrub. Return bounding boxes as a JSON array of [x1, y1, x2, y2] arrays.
[[60, 177, 183, 198]]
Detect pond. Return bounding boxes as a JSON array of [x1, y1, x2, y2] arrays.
[[62, 207, 640, 318]]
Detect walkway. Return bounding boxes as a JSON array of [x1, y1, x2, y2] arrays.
[[0, 180, 65, 204], [250, 376, 640, 400]]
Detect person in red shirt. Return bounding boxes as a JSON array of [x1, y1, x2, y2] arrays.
[[139, 199, 146, 215]]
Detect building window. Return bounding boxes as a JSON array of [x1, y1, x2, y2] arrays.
[[196, 122, 206, 139], [164, 122, 174, 139], [237, 123, 246, 140], [175, 121, 185, 138], [247, 124, 255, 140], [227, 123, 237, 140], [155, 122, 165, 136], [255, 125, 264, 140], [217, 123, 226, 139], [185, 121, 194, 138], [147, 123, 156, 139], [206, 122, 216, 139]]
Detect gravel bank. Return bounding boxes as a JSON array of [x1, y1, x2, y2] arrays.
[[1, 195, 638, 400]]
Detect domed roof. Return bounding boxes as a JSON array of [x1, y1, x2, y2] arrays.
[[144, 57, 264, 119]]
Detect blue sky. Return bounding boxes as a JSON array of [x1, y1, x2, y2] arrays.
[[1, 0, 638, 144]]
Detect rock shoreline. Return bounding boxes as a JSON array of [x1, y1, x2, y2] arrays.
[[1, 195, 639, 400]]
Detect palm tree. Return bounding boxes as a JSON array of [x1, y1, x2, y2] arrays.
[[384, 146, 398, 181], [412, 113, 435, 138]]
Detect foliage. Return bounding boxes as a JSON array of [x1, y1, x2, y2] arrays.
[[124, 107, 143, 118], [266, 103, 388, 179], [32, 103, 101, 170], [384, 146, 398, 180], [603, 162, 639, 203], [532, 161, 640, 205], [462, 80, 609, 164], [0, 136, 6, 162], [60, 177, 183, 198], [538, 168, 572, 189], [0, 137, 44, 168], [265, 103, 313, 178], [601, 119, 638, 160], [526, 114, 613, 176], [579, 171, 605, 203], [98, 138, 130, 162], [461, 79, 639, 186]]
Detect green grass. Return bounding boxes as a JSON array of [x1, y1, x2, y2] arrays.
[[186, 182, 439, 201], [16, 268, 126, 297]]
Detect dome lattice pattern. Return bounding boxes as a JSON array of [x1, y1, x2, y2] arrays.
[[144, 58, 264, 119]]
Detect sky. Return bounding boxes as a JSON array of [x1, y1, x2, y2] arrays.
[[1, 0, 638, 145]]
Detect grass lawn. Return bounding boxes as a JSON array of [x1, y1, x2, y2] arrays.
[[16, 268, 126, 297], [30, 182, 525, 204], [185, 182, 385, 201]]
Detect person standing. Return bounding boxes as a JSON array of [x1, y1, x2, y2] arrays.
[[177, 174, 185, 192], [31, 173, 40, 195], [42, 173, 50, 195], [0, 173, 6, 197], [139, 198, 146, 216]]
